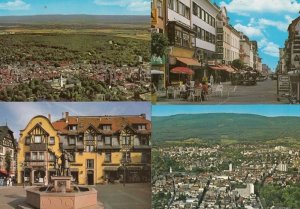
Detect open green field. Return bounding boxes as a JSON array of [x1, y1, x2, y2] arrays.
[[0, 29, 150, 66]]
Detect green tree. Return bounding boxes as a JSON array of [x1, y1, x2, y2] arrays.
[[151, 33, 169, 57], [5, 151, 11, 176], [232, 59, 244, 70]]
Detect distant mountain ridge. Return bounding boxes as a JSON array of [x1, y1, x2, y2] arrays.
[[152, 113, 300, 143], [0, 15, 149, 25]]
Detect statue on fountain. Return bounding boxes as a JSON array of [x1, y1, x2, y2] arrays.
[[60, 150, 71, 176]]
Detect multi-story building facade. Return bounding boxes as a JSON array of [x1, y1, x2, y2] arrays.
[[0, 126, 17, 178], [191, 0, 220, 78], [240, 33, 252, 67], [17, 115, 61, 185], [284, 16, 300, 99], [17, 113, 151, 185], [215, 7, 240, 64]]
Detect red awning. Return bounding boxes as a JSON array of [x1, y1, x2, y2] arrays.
[[176, 57, 201, 66], [210, 65, 235, 73], [0, 170, 7, 176], [171, 67, 194, 75]]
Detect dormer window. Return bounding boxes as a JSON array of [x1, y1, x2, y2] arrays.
[[86, 134, 94, 141], [137, 124, 146, 130], [102, 125, 112, 130], [68, 125, 77, 131]]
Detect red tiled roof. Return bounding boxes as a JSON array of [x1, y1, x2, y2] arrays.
[[52, 115, 151, 135]]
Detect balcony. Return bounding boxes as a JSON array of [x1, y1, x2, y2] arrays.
[[76, 144, 84, 150], [60, 143, 76, 150], [29, 143, 47, 151], [97, 145, 120, 150]]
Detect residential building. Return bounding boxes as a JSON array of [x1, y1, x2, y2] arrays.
[[17, 113, 151, 185], [285, 16, 300, 99], [0, 126, 17, 178], [240, 33, 252, 67]]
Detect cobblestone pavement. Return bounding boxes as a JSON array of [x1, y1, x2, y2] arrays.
[[0, 183, 151, 209]]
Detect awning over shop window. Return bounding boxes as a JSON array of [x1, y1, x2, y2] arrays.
[[171, 67, 194, 75], [209, 65, 235, 73], [176, 57, 201, 67]]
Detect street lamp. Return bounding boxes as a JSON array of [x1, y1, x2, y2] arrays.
[[120, 145, 131, 187]]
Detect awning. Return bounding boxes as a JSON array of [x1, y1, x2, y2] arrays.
[[177, 57, 201, 67], [0, 170, 7, 176], [171, 67, 194, 75], [103, 166, 120, 171], [151, 70, 164, 75], [209, 65, 235, 73]]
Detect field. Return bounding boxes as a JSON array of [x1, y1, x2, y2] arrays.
[[0, 27, 150, 66]]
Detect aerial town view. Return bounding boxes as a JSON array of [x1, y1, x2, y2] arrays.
[[151, 0, 300, 104], [0, 0, 151, 101], [0, 102, 151, 209], [152, 105, 300, 209]]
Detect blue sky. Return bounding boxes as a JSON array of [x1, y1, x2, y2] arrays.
[[0, 102, 151, 137], [214, 0, 300, 71], [0, 0, 150, 16], [153, 105, 300, 117]]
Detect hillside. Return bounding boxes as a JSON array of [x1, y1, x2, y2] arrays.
[[0, 15, 149, 27], [152, 113, 300, 143]]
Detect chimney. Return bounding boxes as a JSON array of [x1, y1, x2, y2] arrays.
[[65, 112, 69, 123], [48, 114, 51, 122], [140, 113, 146, 119]]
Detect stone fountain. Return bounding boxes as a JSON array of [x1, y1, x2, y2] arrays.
[[19, 150, 103, 209]]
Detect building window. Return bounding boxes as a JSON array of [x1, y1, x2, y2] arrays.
[[49, 153, 55, 161], [105, 152, 111, 163], [140, 136, 149, 145], [102, 125, 112, 130], [192, 2, 197, 16], [122, 152, 131, 162], [25, 152, 30, 161], [137, 124, 146, 130], [86, 159, 94, 169], [157, 0, 163, 17], [175, 30, 182, 46], [182, 32, 190, 48], [86, 134, 94, 141], [25, 137, 31, 145], [168, 0, 174, 10], [68, 125, 77, 131], [49, 137, 55, 145], [86, 145, 94, 152], [122, 136, 131, 145], [34, 136, 42, 143], [32, 152, 37, 161], [69, 137, 75, 145], [38, 152, 44, 161], [104, 136, 112, 145]]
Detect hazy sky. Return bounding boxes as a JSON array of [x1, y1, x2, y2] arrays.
[[153, 105, 300, 117], [215, 0, 300, 71], [0, 102, 151, 138], [0, 0, 150, 16]]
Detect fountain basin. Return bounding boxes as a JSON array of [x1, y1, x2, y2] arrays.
[[26, 187, 99, 209]]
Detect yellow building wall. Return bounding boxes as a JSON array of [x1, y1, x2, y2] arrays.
[[17, 116, 61, 184]]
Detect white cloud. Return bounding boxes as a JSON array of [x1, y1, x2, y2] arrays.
[[0, 0, 30, 10], [262, 42, 280, 57], [258, 18, 289, 32], [94, 0, 150, 12], [234, 23, 263, 37], [220, 0, 300, 14]]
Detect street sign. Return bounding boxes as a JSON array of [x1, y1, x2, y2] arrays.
[[277, 74, 290, 101]]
